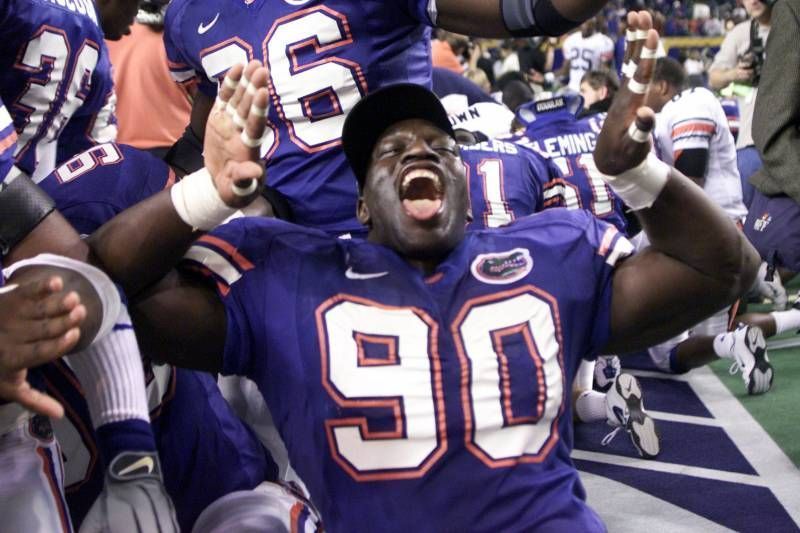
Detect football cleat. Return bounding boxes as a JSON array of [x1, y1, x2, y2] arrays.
[[594, 355, 621, 392], [728, 324, 773, 395], [601, 373, 660, 459]]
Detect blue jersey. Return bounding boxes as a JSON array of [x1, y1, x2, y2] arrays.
[[39, 144, 274, 531], [164, 0, 434, 234], [0, 96, 18, 182], [459, 139, 548, 230], [0, 0, 117, 182], [508, 96, 629, 234], [184, 212, 635, 532]]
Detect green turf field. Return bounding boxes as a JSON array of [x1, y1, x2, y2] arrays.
[[711, 297, 800, 467]]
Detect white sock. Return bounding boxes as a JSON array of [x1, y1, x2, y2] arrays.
[[65, 304, 150, 428], [712, 331, 735, 359], [575, 390, 607, 423], [771, 308, 800, 336]]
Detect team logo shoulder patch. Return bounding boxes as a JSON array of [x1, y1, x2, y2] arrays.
[[470, 248, 533, 285]]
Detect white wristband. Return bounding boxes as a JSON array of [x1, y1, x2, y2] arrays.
[[602, 153, 670, 210], [170, 167, 237, 231]]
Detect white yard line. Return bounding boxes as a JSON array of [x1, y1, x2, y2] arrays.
[[573, 449, 766, 486], [647, 410, 721, 426], [686, 367, 800, 525]]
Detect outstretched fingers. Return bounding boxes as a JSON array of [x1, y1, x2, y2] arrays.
[[0, 371, 65, 419]]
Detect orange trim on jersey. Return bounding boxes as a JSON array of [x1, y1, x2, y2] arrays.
[[491, 324, 546, 425], [671, 122, 715, 139], [597, 226, 618, 257], [450, 285, 566, 468], [290, 502, 303, 533], [424, 272, 444, 284], [196, 235, 255, 271], [354, 333, 398, 366], [0, 130, 17, 151], [316, 293, 447, 481], [163, 167, 177, 189], [182, 264, 231, 296], [36, 447, 71, 533]]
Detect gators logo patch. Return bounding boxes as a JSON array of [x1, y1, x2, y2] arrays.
[[470, 248, 533, 285]]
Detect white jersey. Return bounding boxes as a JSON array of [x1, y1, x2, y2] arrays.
[[654, 87, 747, 220], [562, 31, 614, 92], [447, 101, 515, 139]]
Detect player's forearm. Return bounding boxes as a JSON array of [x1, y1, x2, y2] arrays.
[[637, 169, 759, 298], [435, 0, 607, 37], [87, 190, 200, 297]]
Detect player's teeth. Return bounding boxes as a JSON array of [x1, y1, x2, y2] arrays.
[[402, 169, 440, 190]]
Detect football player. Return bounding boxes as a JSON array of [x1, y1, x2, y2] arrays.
[[0, 96, 177, 532], [0, 0, 138, 182], [162, 0, 619, 236], [80, 13, 759, 530], [556, 16, 615, 93], [38, 142, 316, 532]]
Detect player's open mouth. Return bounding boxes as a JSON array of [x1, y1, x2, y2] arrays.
[[399, 167, 444, 222]]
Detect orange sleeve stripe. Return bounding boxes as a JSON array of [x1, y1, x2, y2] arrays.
[[0, 130, 18, 152], [672, 123, 715, 138], [197, 235, 255, 271]]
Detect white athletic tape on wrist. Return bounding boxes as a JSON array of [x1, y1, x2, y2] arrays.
[[2, 253, 121, 344], [627, 78, 648, 94], [640, 47, 659, 59], [627, 122, 650, 143], [602, 152, 670, 210], [232, 179, 258, 197], [170, 167, 237, 231], [622, 61, 637, 79]]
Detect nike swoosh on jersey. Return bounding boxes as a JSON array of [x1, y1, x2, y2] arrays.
[[345, 267, 388, 280], [197, 13, 220, 34], [117, 455, 155, 477]]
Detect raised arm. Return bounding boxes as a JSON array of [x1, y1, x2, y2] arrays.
[[434, 0, 610, 37], [593, 12, 759, 353], [88, 61, 271, 296]]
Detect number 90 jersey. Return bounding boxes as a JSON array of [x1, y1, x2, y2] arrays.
[[164, 0, 435, 235], [183, 211, 635, 532], [0, 0, 117, 182]]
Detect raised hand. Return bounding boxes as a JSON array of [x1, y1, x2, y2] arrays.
[[594, 11, 660, 177], [204, 60, 271, 207], [0, 275, 86, 418]]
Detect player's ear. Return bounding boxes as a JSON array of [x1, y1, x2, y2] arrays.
[[357, 197, 371, 226]]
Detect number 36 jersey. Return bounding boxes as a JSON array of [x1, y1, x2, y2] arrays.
[[0, 0, 116, 182], [164, 0, 435, 235], [184, 210, 635, 532]]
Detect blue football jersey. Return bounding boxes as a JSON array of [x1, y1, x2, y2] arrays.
[[0, 0, 117, 182], [0, 96, 17, 182], [39, 144, 274, 531], [163, 0, 435, 234], [508, 96, 629, 234], [459, 139, 549, 230], [183, 212, 635, 532]]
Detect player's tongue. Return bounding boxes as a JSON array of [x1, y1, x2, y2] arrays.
[[401, 170, 443, 222]]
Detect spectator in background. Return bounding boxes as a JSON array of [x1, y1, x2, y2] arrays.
[[744, 0, 800, 285], [431, 30, 469, 74], [709, 0, 772, 207], [105, 0, 191, 158], [464, 68, 492, 94], [578, 70, 619, 115]]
